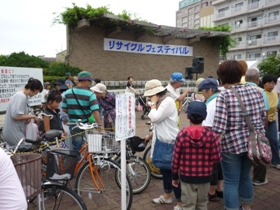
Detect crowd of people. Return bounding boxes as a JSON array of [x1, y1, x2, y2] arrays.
[[1, 59, 280, 210]]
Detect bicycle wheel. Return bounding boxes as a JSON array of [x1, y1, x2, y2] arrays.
[[40, 183, 87, 210], [143, 146, 163, 179], [75, 159, 133, 210], [116, 156, 151, 194]]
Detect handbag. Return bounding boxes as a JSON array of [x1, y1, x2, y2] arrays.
[[231, 88, 272, 166], [72, 89, 94, 123], [152, 134, 174, 170]]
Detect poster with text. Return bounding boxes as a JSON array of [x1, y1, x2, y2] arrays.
[[115, 93, 136, 141], [0, 66, 43, 112]]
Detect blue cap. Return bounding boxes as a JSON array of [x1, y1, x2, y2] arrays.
[[186, 101, 207, 123], [171, 72, 186, 82], [198, 78, 218, 92], [66, 72, 71, 77]]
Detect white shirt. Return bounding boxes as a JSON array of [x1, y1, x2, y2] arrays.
[[273, 77, 280, 94], [148, 96, 179, 157], [0, 148, 27, 210], [166, 84, 180, 101], [202, 97, 217, 127]]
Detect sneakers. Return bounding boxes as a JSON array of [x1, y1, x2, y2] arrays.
[[174, 205, 182, 210], [252, 178, 268, 186], [208, 193, 219, 202], [271, 164, 280, 170], [152, 195, 173, 204]]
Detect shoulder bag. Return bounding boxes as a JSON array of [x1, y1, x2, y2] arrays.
[[152, 131, 175, 170], [72, 89, 94, 123], [231, 88, 272, 166]]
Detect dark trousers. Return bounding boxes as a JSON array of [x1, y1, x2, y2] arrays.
[[160, 168, 181, 202]]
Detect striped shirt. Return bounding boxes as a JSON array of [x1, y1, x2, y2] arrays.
[[62, 87, 99, 123], [212, 84, 266, 154]]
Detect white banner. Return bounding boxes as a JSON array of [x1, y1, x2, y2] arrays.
[[104, 38, 193, 57], [0, 66, 43, 112], [115, 93, 136, 141]]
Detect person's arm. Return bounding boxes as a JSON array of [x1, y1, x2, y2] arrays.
[[176, 88, 190, 102], [43, 115, 51, 131], [92, 110, 102, 126], [129, 86, 139, 95]]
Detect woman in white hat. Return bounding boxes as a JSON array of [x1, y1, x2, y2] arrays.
[[144, 79, 182, 210]]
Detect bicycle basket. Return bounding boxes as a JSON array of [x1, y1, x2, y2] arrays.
[[46, 149, 79, 180], [87, 130, 119, 153], [11, 153, 42, 199], [129, 136, 147, 152]]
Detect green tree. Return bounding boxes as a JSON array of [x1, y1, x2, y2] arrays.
[[258, 55, 280, 76], [48, 62, 82, 76], [0, 52, 49, 68], [199, 25, 236, 60]]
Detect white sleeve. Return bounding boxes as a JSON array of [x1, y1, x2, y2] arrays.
[[148, 98, 175, 124]]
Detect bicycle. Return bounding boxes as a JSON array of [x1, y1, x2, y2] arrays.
[[142, 121, 163, 179], [112, 136, 151, 194], [10, 131, 88, 210], [68, 122, 133, 210]]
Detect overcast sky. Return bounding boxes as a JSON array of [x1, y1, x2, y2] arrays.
[[0, 0, 179, 57]]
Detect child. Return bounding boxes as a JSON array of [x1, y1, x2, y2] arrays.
[[172, 101, 221, 210], [43, 90, 66, 141]]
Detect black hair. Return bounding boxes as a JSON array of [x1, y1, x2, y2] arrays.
[[189, 113, 204, 124], [262, 74, 277, 84], [127, 76, 133, 80], [47, 90, 62, 103], [156, 89, 168, 97], [25, 78, 43, 92], [94, 78, 101, 84]]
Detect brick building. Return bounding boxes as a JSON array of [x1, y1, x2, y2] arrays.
[[65, 14, 229, 81]]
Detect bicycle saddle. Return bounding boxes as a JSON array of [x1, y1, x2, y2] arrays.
[[45, 130, 63, 139]]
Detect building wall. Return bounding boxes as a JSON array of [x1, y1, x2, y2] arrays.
[[212, 0, 280, 61], [67, 26, 220, 81], [200, 6, 214, 27]]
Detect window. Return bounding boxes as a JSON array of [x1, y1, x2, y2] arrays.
[[218, 7, 229, 18], [267, 51, 277, 56], [268, 31, 278, 37], [194, 13, 199, 19], [234, 54, 242, 59], [268, 11, 279, 21], [235, 3, 243, 12], [189, 7, 194, 13], [248, 52, 261, 60], [249, 16, 262, 27], [234, 37, 242, 42], [182, 17, 188, 23], [195, 5, 200, 11], [235, 20, 243, 28]]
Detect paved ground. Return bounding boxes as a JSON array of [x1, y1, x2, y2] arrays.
[[2, 110, 280, 209], [132, 111, 280, 210]]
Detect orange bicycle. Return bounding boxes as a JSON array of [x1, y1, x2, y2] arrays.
[[68, 122, 133, 210]]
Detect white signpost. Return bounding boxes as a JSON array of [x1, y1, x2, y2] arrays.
[[115, 93, 135, 210], [0, 66, 43, 112]]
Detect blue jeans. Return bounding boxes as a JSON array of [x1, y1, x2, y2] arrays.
[[221, 152, 253, 210], [69, 125, 84, 152], [160, 168, 181, 202], [268, 121, 280, 165]]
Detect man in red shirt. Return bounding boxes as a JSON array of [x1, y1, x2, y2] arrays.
[[172, 101, 221, 210]]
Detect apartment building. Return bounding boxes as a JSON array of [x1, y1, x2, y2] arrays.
[[177, 0, 280, 62], [176, 0, 213, 29], [212, 0, 280, 61]]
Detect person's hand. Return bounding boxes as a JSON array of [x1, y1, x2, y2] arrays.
[[150, 95, 159, 103], [172, 179, 180, 187]]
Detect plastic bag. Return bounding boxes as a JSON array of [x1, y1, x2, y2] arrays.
[[25, 118, 38, 140], [137, 102, 143, 111]]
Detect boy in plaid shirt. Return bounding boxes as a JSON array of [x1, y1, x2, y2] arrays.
[[172, 101, 221, 210]]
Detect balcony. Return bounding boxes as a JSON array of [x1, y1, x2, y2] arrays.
[[248, 2, 260, 10], [212, 0, 227, 6], [264, 15, 279, 24], [264, 36, 280, 45]]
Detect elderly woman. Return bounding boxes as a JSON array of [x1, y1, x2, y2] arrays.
[[198, 78, 223, 202], [212, 60, 266, 210], [90, 83, 115, 131], [144, 79, 182, 210]]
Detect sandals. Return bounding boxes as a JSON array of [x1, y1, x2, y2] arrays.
[[208, 193, 219, 202]]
